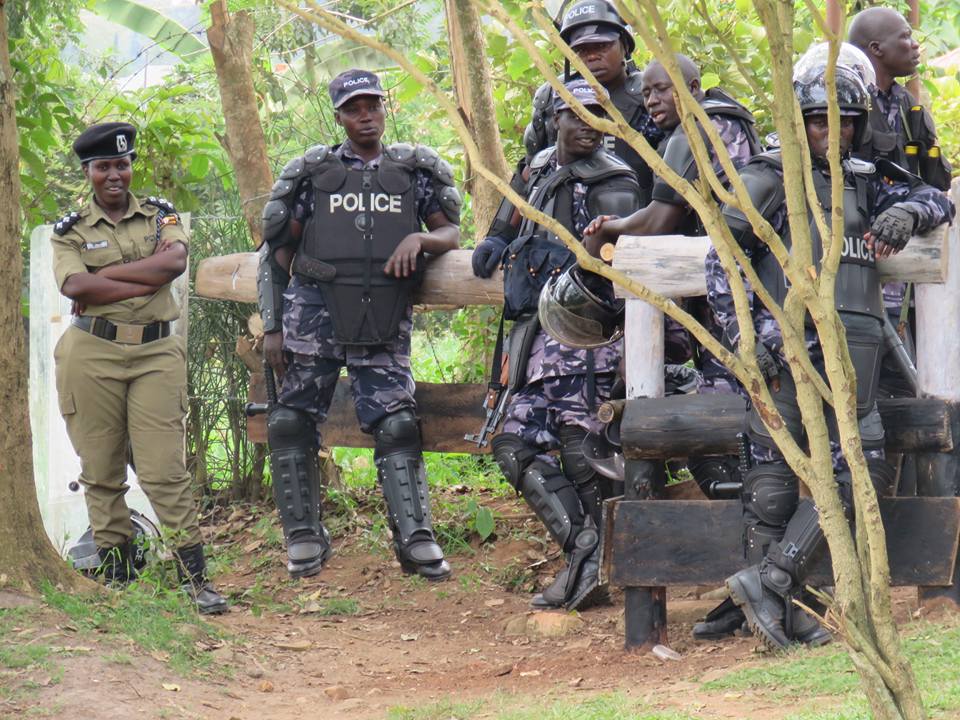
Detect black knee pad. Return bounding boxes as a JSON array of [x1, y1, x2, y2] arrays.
[[373, 409, 421, 459], [492, 433, 541, 492], [558, 426, 595, 487], [267, 405, 317, 451], [742, 462, 798, 527]]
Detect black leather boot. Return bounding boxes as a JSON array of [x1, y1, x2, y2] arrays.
[[530, 562, 570, 609], [96, 541, 137, 586], [286, 527, 332, 579], [726, 561, 793, 649], [174, 544, 228, 615], [562, 518, 607, 611], [692, 596, 748, 640]]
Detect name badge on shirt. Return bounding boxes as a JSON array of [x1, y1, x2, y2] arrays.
[[83, 241, 109, 250]]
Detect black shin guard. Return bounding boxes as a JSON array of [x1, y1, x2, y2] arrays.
[[767, 498, 824, 584], [374, 411, 449, 580], [559, 425, 603, 527], [267, 406, 329, 576]]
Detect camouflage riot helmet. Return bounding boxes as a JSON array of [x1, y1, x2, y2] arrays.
[[538, 265, 625, 349], [559, 0, 636, 56]]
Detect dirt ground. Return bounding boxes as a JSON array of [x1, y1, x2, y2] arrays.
[[0, 498, 927, 720]]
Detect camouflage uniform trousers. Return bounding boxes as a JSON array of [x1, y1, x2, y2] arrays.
[[502, 372, 617, 469], [279, 278, 416, 441]]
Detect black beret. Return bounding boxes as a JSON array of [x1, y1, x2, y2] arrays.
[[73, 122, 137, 163]]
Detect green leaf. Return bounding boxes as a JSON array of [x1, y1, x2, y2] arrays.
[[701, 72, 720, 90], [473, 507, 495, 541], [88, 0, 208, 63], [188, 154, 210, 179], [507, 48, 531, 81]]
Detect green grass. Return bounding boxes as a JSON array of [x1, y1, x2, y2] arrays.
[[702, 621, 960, 719], [388, 692, 697, 720], [39, 579, 224, 676]]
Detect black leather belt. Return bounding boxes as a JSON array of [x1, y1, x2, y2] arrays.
[[72, 316, 171, 344]]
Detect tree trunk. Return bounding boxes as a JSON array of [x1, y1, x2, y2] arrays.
[[206, 0, 274, 248], [444, 0, 509, 238], [0, 2, 85, 592]]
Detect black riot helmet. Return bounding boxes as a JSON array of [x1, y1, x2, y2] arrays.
[[793, 53, 870, 151], [538, 265, 625, 349], [559, 1, 636, 57]]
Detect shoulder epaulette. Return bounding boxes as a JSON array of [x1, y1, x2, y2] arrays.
[[53, 211, 82, 236], [144, 196, 177, 214]]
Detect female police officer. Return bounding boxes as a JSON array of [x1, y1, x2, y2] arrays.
[[51, 122, 226, 614]]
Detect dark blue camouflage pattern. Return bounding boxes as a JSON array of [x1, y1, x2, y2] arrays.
[[278, 140, 438, 435]]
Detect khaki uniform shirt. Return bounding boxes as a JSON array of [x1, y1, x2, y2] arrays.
[[51, 193, 188, 323]]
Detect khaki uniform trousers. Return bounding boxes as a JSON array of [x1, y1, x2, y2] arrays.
[[54, 326, 201, 549]]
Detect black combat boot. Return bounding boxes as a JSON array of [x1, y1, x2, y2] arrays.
[[790, 601, 832, 647], [726, 560, 793, 649], [286, 527, 332, 579], [562, 517, 607, 611], [692, 596, 748, 640], [174, 544, 228, 615], [531, 561, 570, 609], [96, 541, 138, 585]]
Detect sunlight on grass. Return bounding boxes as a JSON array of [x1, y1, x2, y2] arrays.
[[702, 621, 960, 719]]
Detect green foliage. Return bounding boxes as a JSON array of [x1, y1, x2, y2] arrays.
[[703, 621, 960, 718], [39, 581, 224, 676], [88, 0, 207, 62], [929, 72, 960, 169]]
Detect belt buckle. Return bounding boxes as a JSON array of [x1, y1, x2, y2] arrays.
[[115, 323, 145, 344]]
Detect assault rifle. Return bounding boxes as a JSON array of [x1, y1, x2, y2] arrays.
[[245, 356, 279, 419], [464, 381, 510, 448]]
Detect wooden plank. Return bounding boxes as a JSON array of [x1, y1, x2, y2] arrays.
[[195, 249, 505, 307], [611, 224, 949, 299], [247, 376, 490, 454], [620, 395, 953, 458], [607, 497, 960, 587]]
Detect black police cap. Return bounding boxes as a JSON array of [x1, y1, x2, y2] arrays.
[[73, 122, 137, 163], [328, 69, 386, 109]]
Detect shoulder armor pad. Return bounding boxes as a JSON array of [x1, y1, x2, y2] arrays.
[[279, 156, 305, 180], [847, 157, 877, 176], [764, 132, 781, 150], [624, 69, 644, 97], [144, 196, 176, 214], [384, 142, 417, 166], [571, 151, 632, 182], [749, 150, 784, 172], [53, 210, 82, 236], [532, 81, 554, 111], [303, 144, 331, 171], [530, 147, 555, 171], [412, 145, 455, 186]]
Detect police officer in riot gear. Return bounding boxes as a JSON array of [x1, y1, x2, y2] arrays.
[[475, 80, 641, 610], [474, 0, 662, 272], [713, 58, 953, 649], [583, 53, 759, 574], [849, 7, 952, 191], [258, 69, 461, 581]]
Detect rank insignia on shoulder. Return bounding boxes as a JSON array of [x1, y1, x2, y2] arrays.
[[145, 196, 177, 214], [160, 214, 179, 227], [53, 211, 82, 236]]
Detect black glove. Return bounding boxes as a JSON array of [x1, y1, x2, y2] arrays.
[[472, 236, 508, 278], [870, 205, 916, 252], [755, 342, 780, 382]]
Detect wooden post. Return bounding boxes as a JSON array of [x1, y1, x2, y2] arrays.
[[915, 178, 960, 610], [622, 298, 668, 650]]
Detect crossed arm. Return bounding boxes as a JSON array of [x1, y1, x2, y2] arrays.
[[60, 241, 188, 307]]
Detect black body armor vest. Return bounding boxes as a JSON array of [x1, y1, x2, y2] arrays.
[[753, 156, 880, 320], [298, 156, 419, 345], [501, 149, 638, 321]]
